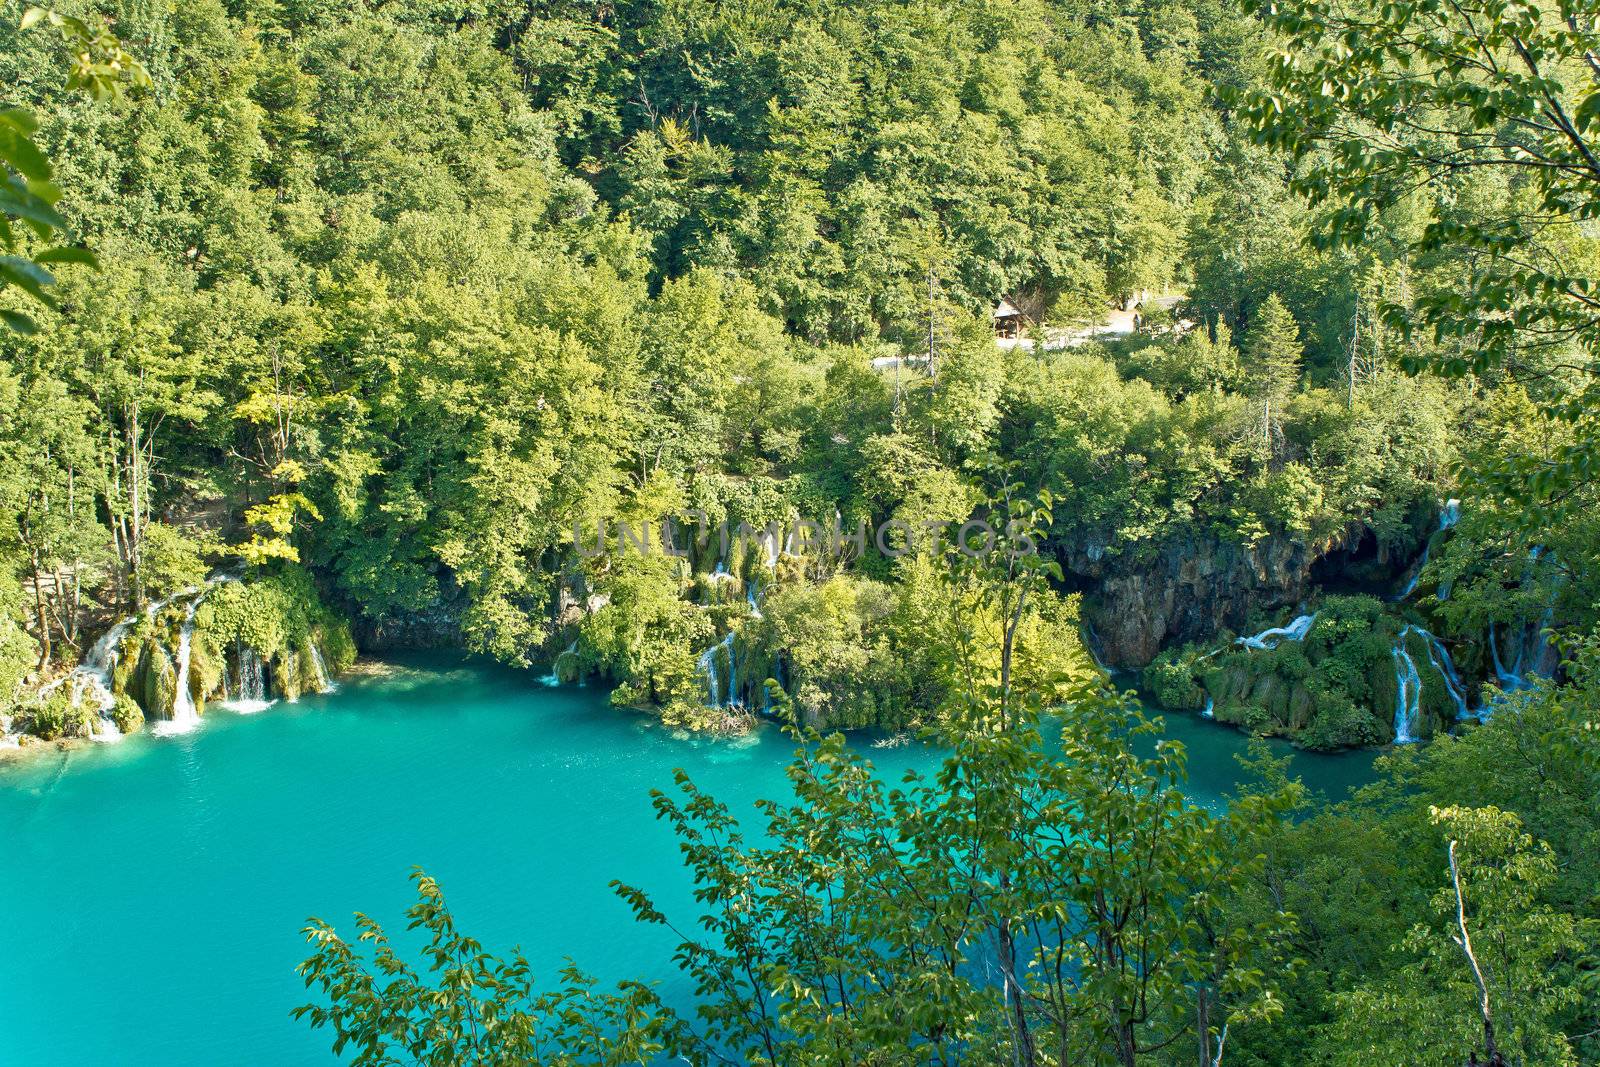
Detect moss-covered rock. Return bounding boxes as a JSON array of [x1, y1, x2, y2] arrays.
[[129, 640, 177, 721], [21, 690, 94, 740], [1144, 595, 1463, 749], [111, 694, 145, 735], [274, 648, 303, 702]]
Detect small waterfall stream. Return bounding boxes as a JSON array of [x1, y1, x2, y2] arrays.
[[226, 645, 274, 714], [45, 588, 192, 741], [1488, 610, 1555, 696], [541, 641, 577, 687], [308, 645, 336, 694], [698, 632, 738, 708], [1395, 499, 1461, 602], [152, 599, 203, 736], [1391, 642, 1422, 744], [1236, 614, 1317, 651], [1391, 624, 1472, 741]]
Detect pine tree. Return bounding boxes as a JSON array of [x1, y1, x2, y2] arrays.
[[1244, 294, 1303, 455]]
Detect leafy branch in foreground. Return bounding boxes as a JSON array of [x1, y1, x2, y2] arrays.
[[294, 868, 681, 1067], [1235, 0, 1600, 514]]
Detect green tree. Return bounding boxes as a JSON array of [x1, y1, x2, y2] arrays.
[[1326, 806, 1585, 1067], [1237, 0, 1600, 515], [1243, 294, 1303, 457]]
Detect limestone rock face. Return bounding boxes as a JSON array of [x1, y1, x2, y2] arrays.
[[1074, 533, 1318, 668], [355, 603, 464, 651]]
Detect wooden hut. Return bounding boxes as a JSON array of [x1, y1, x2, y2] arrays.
[[993, 299, 1023, 339]]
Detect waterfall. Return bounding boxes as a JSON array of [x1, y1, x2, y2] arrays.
[[1395, 500, 1462, 602], [1488, 612, 1555, 697], [1416, 628, 1470, 721], [308, 644, 336, 694], [1236, 613, 1317, 650], [1201, 694, 1214, 719], [226, 645, 273, 714], [152, 598, 203, 736], [1392, 643, 1422, 744], [46, 587, 193, 741], [697, 633, 737, 708], [747, 580, 763, 620], [541, 640, 577, 687], [1393, 547, 1428, 601], [1397, 624, 1471, 725], [698, 641, 721, 707]]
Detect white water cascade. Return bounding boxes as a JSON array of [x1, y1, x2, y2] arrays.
[[1236, 614, 1317, 651], [1488, 611, 1556, 696], [1392, 624, 1472, 738], [44, 588, 193, 742], [1394, 499, 1462, 602], [541, 640, 577, 687], [152, 598, 203, 736], [1202, 694, 1215, 719], [1391, 641, 1423, 744], [226, 645, 273, 714], [308, 644, 336, 694], [698, 632, 738, 708], [1413, 626, 1471, 721]]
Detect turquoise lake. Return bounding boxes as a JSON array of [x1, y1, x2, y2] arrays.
[[0, 656, 1376, 1065]]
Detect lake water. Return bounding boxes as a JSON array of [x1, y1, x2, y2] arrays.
[[0, 655, 1374, 1065]]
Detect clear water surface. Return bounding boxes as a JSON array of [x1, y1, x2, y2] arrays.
[[0, 654, 1374, 1065]]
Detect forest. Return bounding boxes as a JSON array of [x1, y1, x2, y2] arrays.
[[1, 0, 1598, 1064]]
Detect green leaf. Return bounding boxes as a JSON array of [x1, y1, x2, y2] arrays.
[[0, 126, 53, 182], [33, 245, 96, 268], [0, 308, 36, 333], [0, 189, 67, 233]]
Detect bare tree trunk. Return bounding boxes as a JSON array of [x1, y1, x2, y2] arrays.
[[128, 409, 143, 606], [27, 547, 50, 667], [1449, 840, 1501, 1065], [999, 915, 1038, 1067]]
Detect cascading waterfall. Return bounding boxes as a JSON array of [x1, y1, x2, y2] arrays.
[[308, 644, 336, 694], [697, 632, 738, 708], [1415, 627, 1470, 721], [1202, 694, 1214, 719], [153, 598, 203, 736], [1393, 550, 1428, 601], [747, 580, 763, 620], [1488, 612, 1555, 696], [45, 588, 193, 742], [1395, 623, 1471, 730], [226, 645, 273, 714], [541, 641, 577, 687], [1236, 614, 1317, 650], [1395, 499, 1462, 602], [697, 639, 720, 707], [1391, 642, 1423, 744]]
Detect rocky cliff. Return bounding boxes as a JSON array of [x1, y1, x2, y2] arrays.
[[1073, 533, 1321, 668]]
